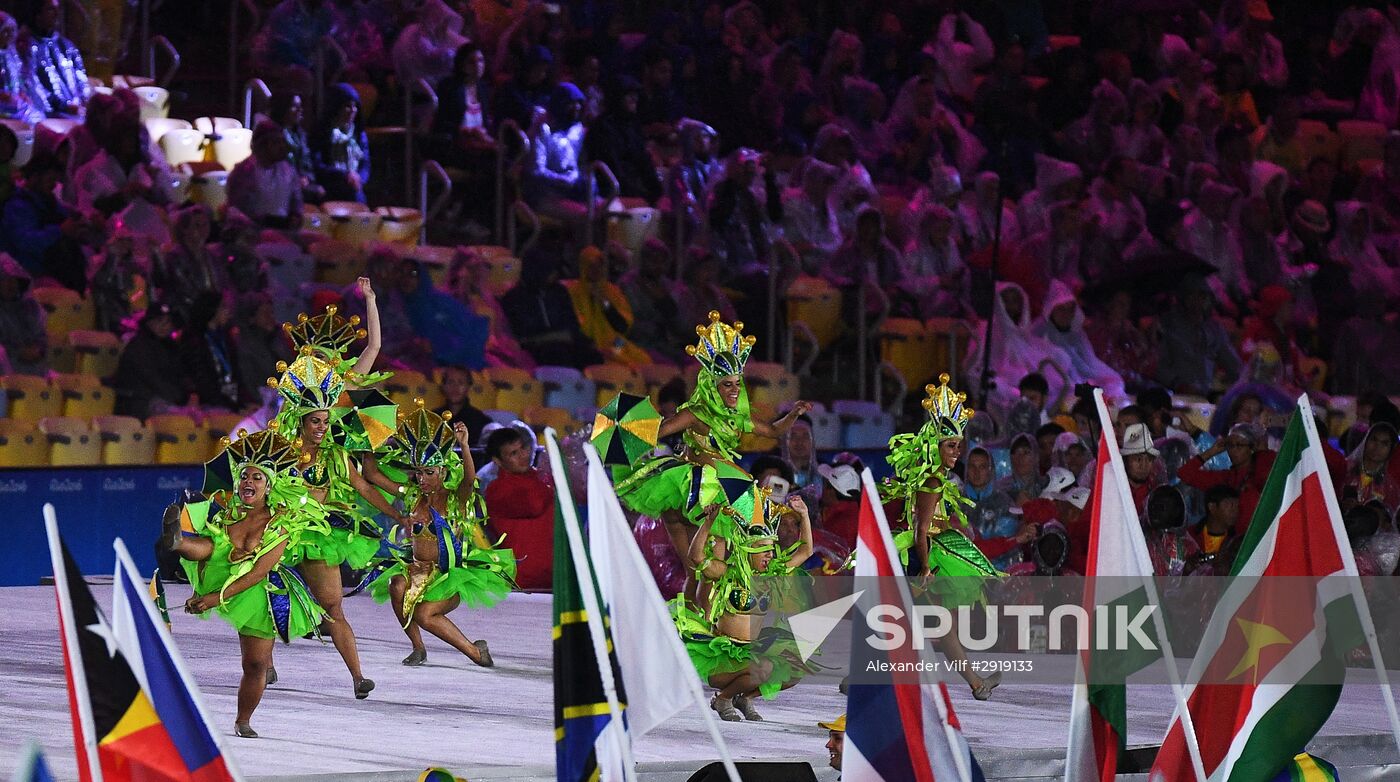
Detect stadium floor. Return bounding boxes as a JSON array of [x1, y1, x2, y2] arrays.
[[1, 585, 1397, 781]]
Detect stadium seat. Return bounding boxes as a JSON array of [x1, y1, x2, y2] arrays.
[[925, 317, 973, 380], [309, 239, 367, 286], [1339, 119, 1387, 171], [193, 116, 242, 135], [213, 127, 254, 170], [807, 405, 843, 450], [68, 330, 122, 380], [160, 128, 206, 167], [831, 400, 896, 449], [52, 373, 113, 418], [583, 364, 645, 407], [384, 369, 437, 410], [1293, 119, 1339, 166], [745, 361, 799, 411], [534, 366, 597, 412], [483, 409, 520, 426], [2, 374, 61, 421], [147, 414, 207, 464], [638, 364, 683, 397], [39, 416, 101, 466], [144, 117, 192, 144], [878, 318, 939, 388], [93, 415, 156, 465], [483, 366, 543, 413], [32, 287, 95, 339], [523, 405, 580, 436], [785, 275, 843, 349], [0, 118, 34, 167], [468, 371, 497, 409], [201, 412, 247, 453], [46, 333, 74, 372], [0, 418, 48, 466]]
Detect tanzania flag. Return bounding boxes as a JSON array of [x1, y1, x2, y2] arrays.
[[552, 454, 628, 782], [1151, 399, 1365, 781]]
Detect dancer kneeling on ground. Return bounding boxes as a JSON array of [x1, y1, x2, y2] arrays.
[[367, 404, 515, 667], [161, 430, 325, 739]]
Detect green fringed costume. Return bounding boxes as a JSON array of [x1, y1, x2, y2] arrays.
[[180, 431, 327, 642], [676, 487, 819, 699], [612, 311, 758, 540], [367, 405, 517, 620], [268, 351, 389, 569], [881, 374, 1002, 607]]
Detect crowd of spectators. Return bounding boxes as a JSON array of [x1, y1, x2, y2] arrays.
[[3, 0, 1400, 578]]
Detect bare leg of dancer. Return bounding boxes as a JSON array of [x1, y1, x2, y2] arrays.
[[941, 614, 999, 700], [235, 634, 274, 737], [299, 559, 373, 697], [387, 575, 428, 665], [412, 596, 493, 667]]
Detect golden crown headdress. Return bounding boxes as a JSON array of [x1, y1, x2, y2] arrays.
[[223, 429, 309, 477], [921, 373, 973, 441], [283, 305, 366, 358], [267, 349, 347, 413], [391, 401, 457, 469], [685, 310, 757, 377]]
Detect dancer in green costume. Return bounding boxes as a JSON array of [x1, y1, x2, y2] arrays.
[[159, 430, 326, 738], [678, 487, 816, 722], [367, 404, 515, 667], [613, 310, 811, 562], [882, 373, 1003, 700], [268, 349, 405, 699]]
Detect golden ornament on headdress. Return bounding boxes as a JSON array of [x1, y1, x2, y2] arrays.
[[225, 429, 308, 475], [267, 349, 347, 412], [393, 400, 457, 468], [921, 373, 973, 439], [282, 305, 367, 358], [684, 310, 757, 377]]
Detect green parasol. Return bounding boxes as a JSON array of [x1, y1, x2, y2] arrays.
[[334, 388, 399, 451], [591, 392, 661, 466], [202, 447, 235, 497]]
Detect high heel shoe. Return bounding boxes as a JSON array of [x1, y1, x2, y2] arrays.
[[234, 722, 258, 738], [472, 640, 494, 668], [972, 672, 1001, 701], [159, 502, 183, 551], [354, 678, 375, 699], [710, 696, 742, 722], [732, 694, 763, 721]]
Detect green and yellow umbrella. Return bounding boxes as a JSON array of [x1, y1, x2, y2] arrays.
[[333, 388, 398, 451], [592, 392, 661, 467]]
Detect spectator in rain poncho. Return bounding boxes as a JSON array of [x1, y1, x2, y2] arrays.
[[1344, 422, 1400, 514], [1018, 154, 1082, 238], [835, 77, 893, 176], [1180, 179, 1248, 304], [900, 203, 970, 318], [1020, 199, 1085, 289], [1358, 8, 1400, 128], [966, 281, 1072, 415], [708, 148, 781, 276], [1330, 201, 1400, 304], [403, 258, 488, 371], [813, 124, 877, 236], [782, 159, 842, 271], [1058, 80, 1127, 178], [564, 246, 650, 369], [884, 73, 985, 181], [1120, 80, 1167, 167], [1033, 280, 1127, 403], [1156, 274, 1243, 395], [958, 171, 1020, 254], [925, 11, 994, 104], [823, 205, 906, 316], [1330, 288, 1400, 395], [391, 0, 469, 90], [1051, 431, 1095, 488], [0, 253, 45, 374]]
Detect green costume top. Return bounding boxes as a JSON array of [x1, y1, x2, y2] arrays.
[[880, 374, 1001, 606], [368, 405, 516, 622], [183, 430, 327, 642], [612, 311, 758, 536]]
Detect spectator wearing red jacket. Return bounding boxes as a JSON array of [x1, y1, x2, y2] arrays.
[[1120, 423, 1163, 516], [1178, 423, 1277, 537], [483, 426, 554, 590]]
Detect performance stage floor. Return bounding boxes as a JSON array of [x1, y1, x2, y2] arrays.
[[2, 584, 1398, 781]]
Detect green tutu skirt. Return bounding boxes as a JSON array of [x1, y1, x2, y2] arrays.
[[368, 547, 517, 609], [683, 628, 813, 699], [183, 558, 325, 643], [614, 456, 752, 537], [926, 528, 1003, 608], [286, 513, 382, 569]]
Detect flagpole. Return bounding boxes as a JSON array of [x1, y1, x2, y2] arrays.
[[44, 504, 104, 782], [1092, 391, 1208, 782], [544, 430, 639, 782], [581, 443, 743, 782], [1297, 395, 1400, 757], [113, 539, 248, 782]]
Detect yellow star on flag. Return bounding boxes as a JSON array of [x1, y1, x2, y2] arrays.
[[1226, 617, 1291, 684]]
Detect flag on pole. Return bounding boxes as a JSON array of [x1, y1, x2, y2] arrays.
[[547, 432, 631, 782], [1151, 398, 1369, 781], [10, 742, 55, 782], [581, 442, 742, 781], [45, 506, 236, 782], [148, 571, 170, 631], [844, 469, 983, 782], [111, 540, 242, 782], [1065, 389, 1202, 782]]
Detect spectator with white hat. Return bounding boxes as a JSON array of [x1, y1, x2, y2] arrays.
[[817, 455, 862, 550], [1121, 422, 1163, 515]]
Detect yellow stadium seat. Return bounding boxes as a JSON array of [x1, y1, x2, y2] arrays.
[[583, 364, 644, 407], [68, 330, 122, 380], [92, 415, 156, 465], [39, 416, 101, 466], [638, 364, 682, 397], [1339, 119, 1388, 171], [52, 373, 114, 417], [0, 419, 48, 466], [785, 275, 842, 349], [468, 373, 497, 409], [384, 369, 440, 410], [201, 412, 247, 456], [147, 414, 207, 464], [523, 405, 579, 436], [47, 333, 74, 372], [745, 361, 799, 411], [32, 287, 95, 340], [878, 318, 939, 388], [2, 374, 61, 421], [925, 317, 973, 380], [484, 366, 543, 413], [1293, 119, 1339, 166]]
